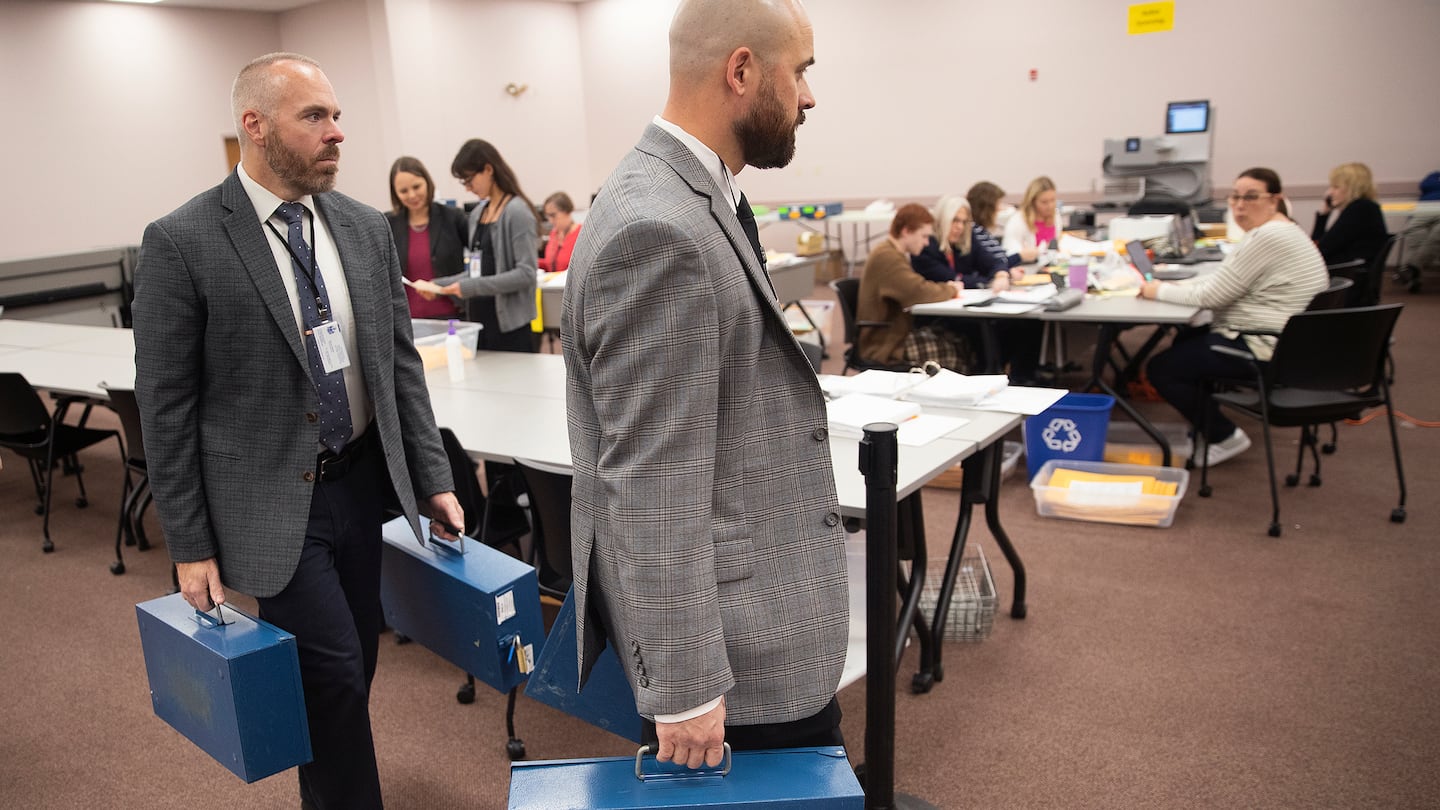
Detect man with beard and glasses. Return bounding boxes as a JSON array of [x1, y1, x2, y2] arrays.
[[562, 0, 848, 770], [132, 52, 463, 809]]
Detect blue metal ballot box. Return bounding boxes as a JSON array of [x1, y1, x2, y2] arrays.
[[380, 516, 544, 693], [135, 594, 311, 783], [507, 745, 864, 809], [524, 588, 643, 743]]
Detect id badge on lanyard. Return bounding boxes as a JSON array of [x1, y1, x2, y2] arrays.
[[311, 320, 351, 374]]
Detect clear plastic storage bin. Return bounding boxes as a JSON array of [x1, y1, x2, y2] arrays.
[[1030, 459, 1189, 528], [411, 318, 480, 370]]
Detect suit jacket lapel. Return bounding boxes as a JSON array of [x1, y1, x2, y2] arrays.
[[316, 194, 380, 392], [637, 125, 784, 316], [220, 173, 309, 374]]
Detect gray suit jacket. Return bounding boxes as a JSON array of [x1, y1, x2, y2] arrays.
[[133, 171, 453, 598], [433, 198, 538, 334], [561, 124, 848, 725]]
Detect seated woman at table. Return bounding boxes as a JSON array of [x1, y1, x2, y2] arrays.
[[912, 194, 1008, 289], [1312, 162, 1388, 268], [857, 203, 964, 370], [385, 156, 469, 320], [538, 191, 582, 273], [1002, 176, 1060, 263], [967, 181, 1027, 277], [1140, 167, 1328, 466], [415, 138, 539, 353]]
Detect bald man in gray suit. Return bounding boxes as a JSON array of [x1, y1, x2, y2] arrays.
[[133, 53, 463, 809], [562, 0, 847, 770]]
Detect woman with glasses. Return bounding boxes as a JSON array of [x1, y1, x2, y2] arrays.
[[385, 156, 469, 320], [415, 138, 539, 353], [1140, 168, 1328, 466], [538, 192, 583, 273], [1312, 161, 1388, 267]]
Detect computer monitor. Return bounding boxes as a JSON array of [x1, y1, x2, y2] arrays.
[[1165, 100, 1210, 134]]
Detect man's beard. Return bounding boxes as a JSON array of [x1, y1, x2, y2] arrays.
[[268, 137, 340, 196], [734, 74, 803, 170]]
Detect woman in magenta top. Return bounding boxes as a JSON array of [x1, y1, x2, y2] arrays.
[[538, 191, 583, 273], [385, 156, 469, 319]]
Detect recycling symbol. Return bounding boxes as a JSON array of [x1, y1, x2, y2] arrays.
[[1041, 417, 1082, 453]]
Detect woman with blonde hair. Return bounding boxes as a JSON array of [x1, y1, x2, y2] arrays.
[[1002, 175, 1060, 262], [1312, 161, 1387, 267]]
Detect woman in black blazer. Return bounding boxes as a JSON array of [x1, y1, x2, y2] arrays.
[[385, 156, 470, 320], [1313, 161, 1388, 267]]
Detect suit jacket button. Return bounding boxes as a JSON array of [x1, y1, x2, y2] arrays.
[[637, 675, 649, 688], [305, 412, 318, 423], [302, 470, 316, 482], [824, 511, 840, 527], [812, 426, 828, 441]]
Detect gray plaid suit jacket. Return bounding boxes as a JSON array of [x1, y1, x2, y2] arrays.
[[132, 171, 453, 598], [561, 124, 849, 725]]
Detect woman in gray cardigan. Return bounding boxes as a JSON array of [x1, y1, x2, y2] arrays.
[[420, 138, 539, 353]]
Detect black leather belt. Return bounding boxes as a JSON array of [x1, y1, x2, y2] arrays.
[[316, 426, 376, 482]]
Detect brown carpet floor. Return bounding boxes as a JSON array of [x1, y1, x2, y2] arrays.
[[2, 279, 1437, 809]]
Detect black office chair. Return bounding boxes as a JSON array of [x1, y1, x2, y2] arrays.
[[1310, 274, 1356, 313], [99, 385, 154, 576], [1197, 305, 1406, 537], [1359, 234, 1399, 307], [829, 277, 909, 375], [514, 458, 575, 602], [0, 372, 123, 554]]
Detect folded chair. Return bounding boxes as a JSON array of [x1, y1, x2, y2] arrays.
[[1198, 305, 1406, 537]]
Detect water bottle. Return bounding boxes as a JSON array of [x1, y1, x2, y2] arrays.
[[445, 319, 466, 382]]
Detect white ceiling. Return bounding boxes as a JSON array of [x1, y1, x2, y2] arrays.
[[101, 0, 585, 11]]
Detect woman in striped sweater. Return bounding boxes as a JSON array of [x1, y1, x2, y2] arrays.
[[1139, 168, 1328, 466]]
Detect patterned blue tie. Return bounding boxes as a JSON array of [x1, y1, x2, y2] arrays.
[[275, 202, 352, 454]]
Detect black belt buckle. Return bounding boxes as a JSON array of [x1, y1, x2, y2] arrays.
[[316, 432, 366, 481]]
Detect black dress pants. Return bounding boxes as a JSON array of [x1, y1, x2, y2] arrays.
[[1147, 327, 1259, 443], [257, 431, 388, 810]]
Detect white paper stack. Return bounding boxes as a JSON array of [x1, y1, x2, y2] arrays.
[[826, 393, 922, 438], [900, 370, 1009, 407], [817, 369, 927, 400]]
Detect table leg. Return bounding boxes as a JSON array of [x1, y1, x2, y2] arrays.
[[1088, 323, 1173, 467]]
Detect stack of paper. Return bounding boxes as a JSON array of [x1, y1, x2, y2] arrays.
[[997, 284, 1058, 304], [825, 394, 921, 438], [818, 369, 927, 399], [900, 370, 1008, 407]]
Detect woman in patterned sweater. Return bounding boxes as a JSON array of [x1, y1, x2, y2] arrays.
[[1139, 167, 1328, 466]]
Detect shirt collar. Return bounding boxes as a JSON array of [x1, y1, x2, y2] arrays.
[[652, 115, 744, 211], [236, 162, 317, 224]]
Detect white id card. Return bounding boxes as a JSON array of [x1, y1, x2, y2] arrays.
[[312, 321, 351, 374], [468, 251, 483, 279]]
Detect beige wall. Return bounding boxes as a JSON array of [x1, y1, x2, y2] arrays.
[[1, 0, 1436, 261]]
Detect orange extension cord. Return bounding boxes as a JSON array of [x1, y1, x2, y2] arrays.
[[1344, 408, 1440, 428]]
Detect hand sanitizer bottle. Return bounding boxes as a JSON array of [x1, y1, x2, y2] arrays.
[[445, 319, 466, 382]]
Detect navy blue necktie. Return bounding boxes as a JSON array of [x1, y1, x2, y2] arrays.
[[736, 192, 767, 270], [275, 202, 352, 454]]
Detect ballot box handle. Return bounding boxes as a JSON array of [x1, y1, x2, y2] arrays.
[[634, 742, 732, 781], [193, 604, 232, 628], [426, 523, 467, 556]]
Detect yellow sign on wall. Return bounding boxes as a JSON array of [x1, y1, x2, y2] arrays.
[[1128, 1, 1175, 35]]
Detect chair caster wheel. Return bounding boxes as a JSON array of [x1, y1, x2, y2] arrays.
[[1284, 474, 1298, 487], [910, 672, 934, 694], [42, 540, 54, 553], [1308, 474, 1321, 487], [1391, 508, 1406, 524], [34, 505, 44, 515], [110, 561, 125, 575], [456, 682, 475, 704], [76, 497, 88, 509], [1268, 523, 1282, 538], [1199, 485, 1212, 498], [506, 738, 526, 761], [1322, 443, 1337, 455]]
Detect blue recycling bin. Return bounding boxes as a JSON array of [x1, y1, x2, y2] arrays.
[[1023, 393, 1115, 482]]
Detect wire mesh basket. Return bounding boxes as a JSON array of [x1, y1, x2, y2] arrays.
[[916, 543, 996, 642]]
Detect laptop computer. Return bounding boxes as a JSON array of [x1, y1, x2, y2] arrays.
[[1126, 239, 1197, 281]]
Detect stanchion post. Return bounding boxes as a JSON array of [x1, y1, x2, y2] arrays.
[[860, 423, 898, 810]]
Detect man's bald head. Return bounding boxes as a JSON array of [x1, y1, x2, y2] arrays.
[[669, 0, 808, 87]]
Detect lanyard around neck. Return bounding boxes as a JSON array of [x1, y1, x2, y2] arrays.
[[264, 213, 330, 323]]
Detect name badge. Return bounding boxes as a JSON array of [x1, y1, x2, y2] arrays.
[[468, 251, 483, 279], [312, 321, 351, 374]]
